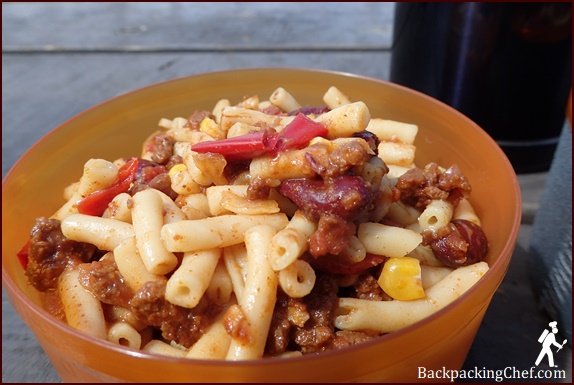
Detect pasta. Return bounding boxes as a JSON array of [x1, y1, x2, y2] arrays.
[[226, 225, 278, 360], [107, 321, 142, 350], [408, 244, 447, 267], [322, 86, 352, 109], [453, 197, 482, 226], [161, 214, 289, 252], [418, 199, 454, 232], [205, 259, 234, 306], [357, 222, 423, 258], [334, 262, 489, 333], [314, 101, 370, 138], [61, 214, 134, 250], [103, 192, 132, 223], [58, 266, 107, 340], [131, 189, 178, 275], [165, 248, 221, 309], [377, 141, 416, 167], [113, 237, 166, 291], [366, 118, 418, 145], [20, 85, 490, 361], [270, 87, 302, 112], [206, 185, 279, 216], [278, 259, 316, 298], [268, 210, 317, 271], [52, 159, 119, 220], [142, 340, 187, 358], [105, 305, 148, 331], [186, 308, 232, 360], [386, 201, 421, 227], [223, 243, 248, 301]]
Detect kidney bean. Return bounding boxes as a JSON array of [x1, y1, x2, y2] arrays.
[[352, 130, 380, 154], [424, 219, 489, 268], [279, 175, 374, 222]]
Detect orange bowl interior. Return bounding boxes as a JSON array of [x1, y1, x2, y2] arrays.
[[2, 68, 521, 382]]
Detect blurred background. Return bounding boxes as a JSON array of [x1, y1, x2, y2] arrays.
[[391, 2, 571, 174], [3, 2, 571, 382]]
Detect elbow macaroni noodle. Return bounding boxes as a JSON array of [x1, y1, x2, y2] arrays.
[[27, 86, 490, 360]]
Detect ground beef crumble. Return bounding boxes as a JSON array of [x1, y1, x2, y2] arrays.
[[26, 217, 96, 292], [395, 162, 471, 208], [266, 273, 380, 356], [129, 280, 222, 348], [77, 258, 134, 309]]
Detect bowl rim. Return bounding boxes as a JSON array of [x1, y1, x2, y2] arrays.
[[2, 66, 522, 366]]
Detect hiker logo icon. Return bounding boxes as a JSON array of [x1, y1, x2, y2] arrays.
[[535, 321, 568, 368]]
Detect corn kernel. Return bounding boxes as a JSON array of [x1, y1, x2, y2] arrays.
[[168, 163, 187, 178], [378, 257, 425, 301], [199, 117, 225, 140]]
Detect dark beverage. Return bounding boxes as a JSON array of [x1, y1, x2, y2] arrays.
[[390, 2, 572, 173]]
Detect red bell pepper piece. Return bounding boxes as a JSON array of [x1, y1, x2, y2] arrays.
[[190, 113, 328, 160], [17, 240, 30, 270], [190, 129, 279, 161], [76, 157, 139, 216], [276, 113, 328, 150]]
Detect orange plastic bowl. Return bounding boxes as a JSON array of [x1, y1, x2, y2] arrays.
[[2, 68, 521, 382]]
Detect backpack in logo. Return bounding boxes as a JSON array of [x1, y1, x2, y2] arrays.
[[538, 329, 549, 343]]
